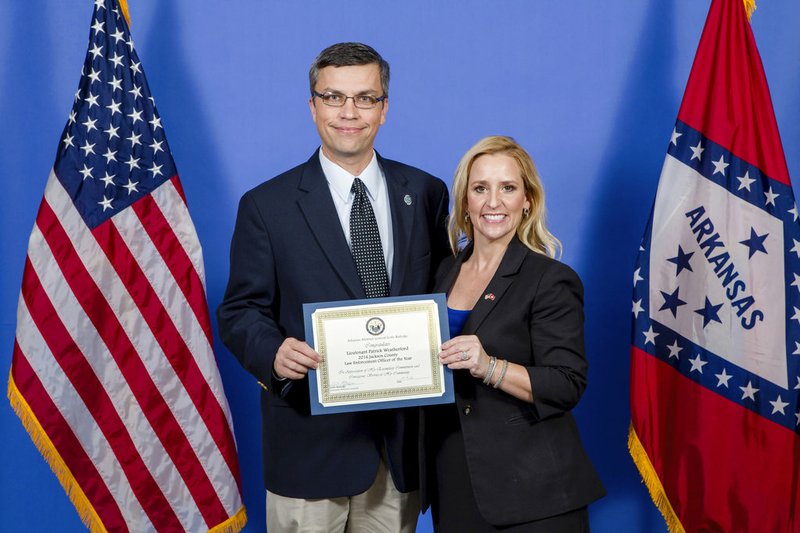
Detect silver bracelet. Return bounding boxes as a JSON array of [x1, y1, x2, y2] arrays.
[[482, 356, 497, 385], [492, 359, 509, 389]]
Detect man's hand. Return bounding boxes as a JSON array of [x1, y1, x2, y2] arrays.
[[273, 337, 321, 380]]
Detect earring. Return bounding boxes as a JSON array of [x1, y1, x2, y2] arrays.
[[464, 212, 470, 222], [523, 207, 530, 218]]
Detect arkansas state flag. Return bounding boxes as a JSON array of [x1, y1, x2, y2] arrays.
[[629, 0, 800, 531]]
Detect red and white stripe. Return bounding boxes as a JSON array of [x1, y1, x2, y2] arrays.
[[12, 171, 243, 531]]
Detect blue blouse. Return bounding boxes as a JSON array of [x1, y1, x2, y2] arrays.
[[447, 307, 471, 338]]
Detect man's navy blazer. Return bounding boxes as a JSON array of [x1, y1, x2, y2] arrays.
[[217, 150, 450, 498]]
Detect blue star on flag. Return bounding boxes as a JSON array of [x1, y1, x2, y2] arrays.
[[739, 227, 768, 258], [666, 245, 694, 276], [659, 287, 688, 318], [695, 297, 723, 328]]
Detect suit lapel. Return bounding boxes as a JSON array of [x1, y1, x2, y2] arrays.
[[296, 151, 365, 299], [440, 238, 528, 334], [380, 154, 416, 296], [435, 242, 471, 296]]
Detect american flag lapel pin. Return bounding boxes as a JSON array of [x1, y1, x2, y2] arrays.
[[484, 293, 495, 301]]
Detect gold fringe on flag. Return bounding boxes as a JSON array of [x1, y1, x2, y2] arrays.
[[118, 0, 131, 26], [8, 373, 248, 532], [7, 374, 108, 533], [743, 0, 756, 20], [208, 506, 248, 533], [628, 423, 686, 533]]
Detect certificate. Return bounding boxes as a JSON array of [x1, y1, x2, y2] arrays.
[[303, 293, 454, 415]]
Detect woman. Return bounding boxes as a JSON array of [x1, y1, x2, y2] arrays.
[[424, 136, 605, 532]]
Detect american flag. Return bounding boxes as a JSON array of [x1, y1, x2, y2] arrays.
[[630, 0, 800, 531], [8, 1, 246, 531]]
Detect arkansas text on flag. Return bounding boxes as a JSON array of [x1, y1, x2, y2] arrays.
[[629, 0, 800, 531], [8, 1, 246, 531]]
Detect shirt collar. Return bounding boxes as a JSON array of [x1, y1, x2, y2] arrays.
[[319, 149, 382, 202]]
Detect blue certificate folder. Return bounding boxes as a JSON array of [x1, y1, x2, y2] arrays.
[[303, 293, 454, 416]]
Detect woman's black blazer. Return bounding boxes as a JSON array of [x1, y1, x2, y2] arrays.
[[422, 236, 605, 526]]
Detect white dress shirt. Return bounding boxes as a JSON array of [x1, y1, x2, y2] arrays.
[[319, 150, 394, 282]]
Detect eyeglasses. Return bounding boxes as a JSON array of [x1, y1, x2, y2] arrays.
[[312, 91, 386, 109]]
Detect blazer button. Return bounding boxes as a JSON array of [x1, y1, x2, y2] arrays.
[[463, 404, 472, 415]]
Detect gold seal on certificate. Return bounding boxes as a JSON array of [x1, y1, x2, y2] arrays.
[[304, 294, 454, 415]]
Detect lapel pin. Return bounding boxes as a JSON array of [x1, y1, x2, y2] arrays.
[[404, 194, 412, 205], [484, 293, 495, 301]]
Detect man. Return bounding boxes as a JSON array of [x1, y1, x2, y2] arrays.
[[217, 42, 450, 532]]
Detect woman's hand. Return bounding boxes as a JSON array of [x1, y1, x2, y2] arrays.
[[440, 335, 491, 380]]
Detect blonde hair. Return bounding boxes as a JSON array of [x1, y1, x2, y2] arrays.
[[448, 135, 562, 258]]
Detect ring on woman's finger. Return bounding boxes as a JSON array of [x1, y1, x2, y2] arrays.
[[460, 351, 469, 361]]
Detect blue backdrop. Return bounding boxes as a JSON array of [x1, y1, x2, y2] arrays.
[[1, 1, 798, 531]]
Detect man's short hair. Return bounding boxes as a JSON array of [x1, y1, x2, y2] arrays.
[[309, 42, 390, 98]]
